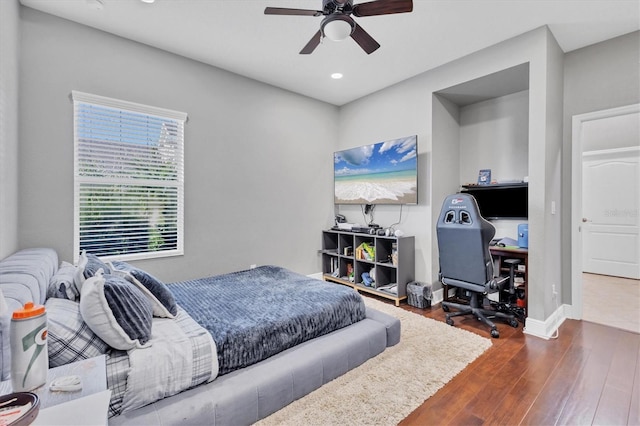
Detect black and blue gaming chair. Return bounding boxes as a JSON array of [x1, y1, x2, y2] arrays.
[[436, 193, 519, 338]]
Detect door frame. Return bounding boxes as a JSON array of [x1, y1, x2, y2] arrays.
[[571, 103, 640, 320]]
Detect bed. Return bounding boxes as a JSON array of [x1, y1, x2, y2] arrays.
[[0, 248, 401, 425]]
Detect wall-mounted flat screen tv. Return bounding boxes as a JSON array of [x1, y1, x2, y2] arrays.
[[334, 135, 418, 205]]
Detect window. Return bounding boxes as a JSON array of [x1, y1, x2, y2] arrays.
[[72, 91, 186, 261]]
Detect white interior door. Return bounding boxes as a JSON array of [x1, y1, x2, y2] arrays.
[[582, 148, 640, 279]]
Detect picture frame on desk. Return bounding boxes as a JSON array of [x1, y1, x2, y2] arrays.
[[477, 169, 492, 185]]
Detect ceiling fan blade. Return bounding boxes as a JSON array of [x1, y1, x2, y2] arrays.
[[352, 0, 413, 17], [350, 23, 380, 54], [264, 7, 323, 17], [300, 30, 323, 54]]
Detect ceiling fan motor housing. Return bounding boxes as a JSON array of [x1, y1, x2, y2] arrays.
[[323, 0, 354, 14]]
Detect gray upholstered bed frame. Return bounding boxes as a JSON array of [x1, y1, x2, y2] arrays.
[[111, 307, 399, 425], [0, 249, 400, 426]]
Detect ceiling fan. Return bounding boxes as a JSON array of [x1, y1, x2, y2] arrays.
[[264, 0, 413, 55]]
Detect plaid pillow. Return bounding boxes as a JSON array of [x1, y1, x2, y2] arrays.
[[45, 298, 109, 367]]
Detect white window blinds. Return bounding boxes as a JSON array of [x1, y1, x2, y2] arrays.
[[72, 91, 186, 261]]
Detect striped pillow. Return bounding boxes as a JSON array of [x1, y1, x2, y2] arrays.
[[80, 273, 153, 350], [111, 261, 177, 318]]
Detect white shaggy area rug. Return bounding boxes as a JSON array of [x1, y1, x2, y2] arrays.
[[257, 296, 492, 426]]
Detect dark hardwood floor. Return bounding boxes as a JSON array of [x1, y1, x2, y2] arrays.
[[396, 301, 640, 426]]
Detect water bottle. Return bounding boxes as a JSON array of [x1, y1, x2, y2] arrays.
[[10, 301, 48, 392]]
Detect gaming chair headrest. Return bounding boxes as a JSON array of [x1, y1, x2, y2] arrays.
[[438, 193, 483, 226], [436, 192, 496, 254]]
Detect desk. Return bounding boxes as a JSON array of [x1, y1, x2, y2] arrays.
[[441, 246, 528, 317], [490, 246, 528, 313]]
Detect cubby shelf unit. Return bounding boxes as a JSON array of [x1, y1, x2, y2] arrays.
[[321, 229, 415, 306]]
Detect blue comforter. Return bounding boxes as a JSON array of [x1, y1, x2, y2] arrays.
[[169, 266, 366, 375]]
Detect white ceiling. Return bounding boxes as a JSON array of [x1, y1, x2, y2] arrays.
[[19, 0, 640, 106]]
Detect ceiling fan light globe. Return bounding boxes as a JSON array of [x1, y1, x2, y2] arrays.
[[322, 19, 353, 41]]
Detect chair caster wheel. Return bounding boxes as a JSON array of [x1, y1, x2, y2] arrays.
[[509, 319, 519, 328], [442, 305, 450, 313], [491, 329, 500, 338], [446, 318, 454, 326]]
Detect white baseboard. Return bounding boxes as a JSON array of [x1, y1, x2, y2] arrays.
[[523, 303, 570, 339], [432, 288, 444, 306], [431, 289, 573, 341]]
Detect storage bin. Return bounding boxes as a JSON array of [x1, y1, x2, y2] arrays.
[[407, 281, 432, 308]]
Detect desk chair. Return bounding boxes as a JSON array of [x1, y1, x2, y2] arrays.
[[436, 193, 519, 338]]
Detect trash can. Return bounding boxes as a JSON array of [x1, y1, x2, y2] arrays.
[[406, 282, 432, 309]]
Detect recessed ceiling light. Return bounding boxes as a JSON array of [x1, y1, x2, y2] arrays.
[[140, 0, 156, 3], [331, 73, 343, 80]]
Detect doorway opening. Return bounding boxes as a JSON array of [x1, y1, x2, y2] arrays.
[[571, 104, 639, 325]]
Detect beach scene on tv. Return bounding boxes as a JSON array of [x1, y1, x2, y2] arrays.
[[334, 135, 418, 205]]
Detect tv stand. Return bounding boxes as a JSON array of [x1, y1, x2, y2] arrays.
[[321, 230, 415, 306]]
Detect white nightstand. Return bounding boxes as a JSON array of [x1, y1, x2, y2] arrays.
[[32, 390, 111, 426], [1, 355, 111, 425]]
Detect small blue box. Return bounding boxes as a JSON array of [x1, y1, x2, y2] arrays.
[[518, 224, 529, 248]]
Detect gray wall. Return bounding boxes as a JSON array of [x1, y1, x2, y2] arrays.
[[561, 31, 640, 302], [580, 113, 639, 152], [17, 7, 339, 282], [337, 26, 564, 324], [459, 90, 530, 240], [0, 0, 20, 259], [459, 90, 529, 185], [431, 89, 530, 258]]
